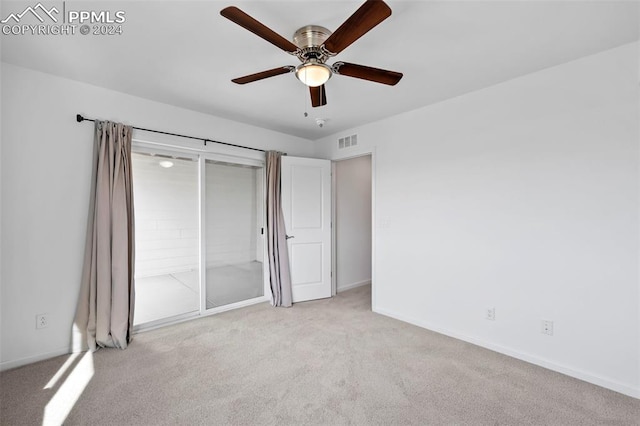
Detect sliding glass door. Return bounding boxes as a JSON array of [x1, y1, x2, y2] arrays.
[[132, 152, 200, 326], [132, 147, 266, 328], [204, 160, 264, 309]]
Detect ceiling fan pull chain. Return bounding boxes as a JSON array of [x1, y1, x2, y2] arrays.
[[303, 82, 309, 117]]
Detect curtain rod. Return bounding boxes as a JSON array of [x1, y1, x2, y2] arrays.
[[76, 114, 266, 153]]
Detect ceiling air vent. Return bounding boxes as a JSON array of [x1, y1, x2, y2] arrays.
[[338, 134, 358, 149]]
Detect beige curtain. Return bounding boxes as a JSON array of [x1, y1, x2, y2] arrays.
[[75, 121, 135, 350], [266, 151, 292, 307]]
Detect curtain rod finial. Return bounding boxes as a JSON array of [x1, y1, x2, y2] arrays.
[[76, 114, 84, 123]]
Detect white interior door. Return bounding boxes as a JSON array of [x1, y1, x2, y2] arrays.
[[281, 156, 332, 303]]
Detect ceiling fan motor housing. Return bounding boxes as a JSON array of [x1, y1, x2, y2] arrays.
[[293, 25, 332, 49], [293, 25, 333, 63]]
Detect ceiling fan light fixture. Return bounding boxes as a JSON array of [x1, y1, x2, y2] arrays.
[[295, 61, 332, 87]]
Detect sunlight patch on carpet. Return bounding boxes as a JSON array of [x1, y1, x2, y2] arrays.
[[42, 352, 94, 425], [43, 353, 81, 390]]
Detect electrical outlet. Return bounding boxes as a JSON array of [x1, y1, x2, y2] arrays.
[[36, 314, 48, 329], [486, 307, 496, 321], [541, 320, 554, 336]]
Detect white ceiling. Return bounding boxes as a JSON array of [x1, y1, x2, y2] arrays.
[[1, 1, 638, 140]]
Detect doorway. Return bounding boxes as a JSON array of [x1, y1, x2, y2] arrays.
[[333, 155, 372, 296]]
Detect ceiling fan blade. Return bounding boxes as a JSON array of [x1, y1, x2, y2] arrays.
[[310, 85, 327, 107], [232, 66, 294, 84], [333, 62, 403, 85], [323, 0, 392, 55], [221, 6, 299, 53]]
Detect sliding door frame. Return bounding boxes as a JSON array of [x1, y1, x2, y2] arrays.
[[199, 152, 270, 316], [131, 139, 269, 332], [130, 145, 201, 333]]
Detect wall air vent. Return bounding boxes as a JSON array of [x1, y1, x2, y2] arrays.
[[338, 134, 358, 149]]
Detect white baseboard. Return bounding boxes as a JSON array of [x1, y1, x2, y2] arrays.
[[337, 279, 371, 292], [373, 306, 640, 400], [0, 347, 71, 372]]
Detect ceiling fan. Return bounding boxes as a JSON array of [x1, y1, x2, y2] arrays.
[[220, 0, 403, 108]]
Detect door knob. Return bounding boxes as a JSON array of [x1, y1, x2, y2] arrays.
[[286, 235, 295, 240]]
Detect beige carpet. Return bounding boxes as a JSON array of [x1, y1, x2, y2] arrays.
[[1, 285, 639, 425]]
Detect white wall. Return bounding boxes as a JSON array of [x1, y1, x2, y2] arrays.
[[0, 62, 314, 370], [205, 161, 261, 268], [315, 42, 640, 398], [335, 155, 372, 292], [132, 154, 199, 277]]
